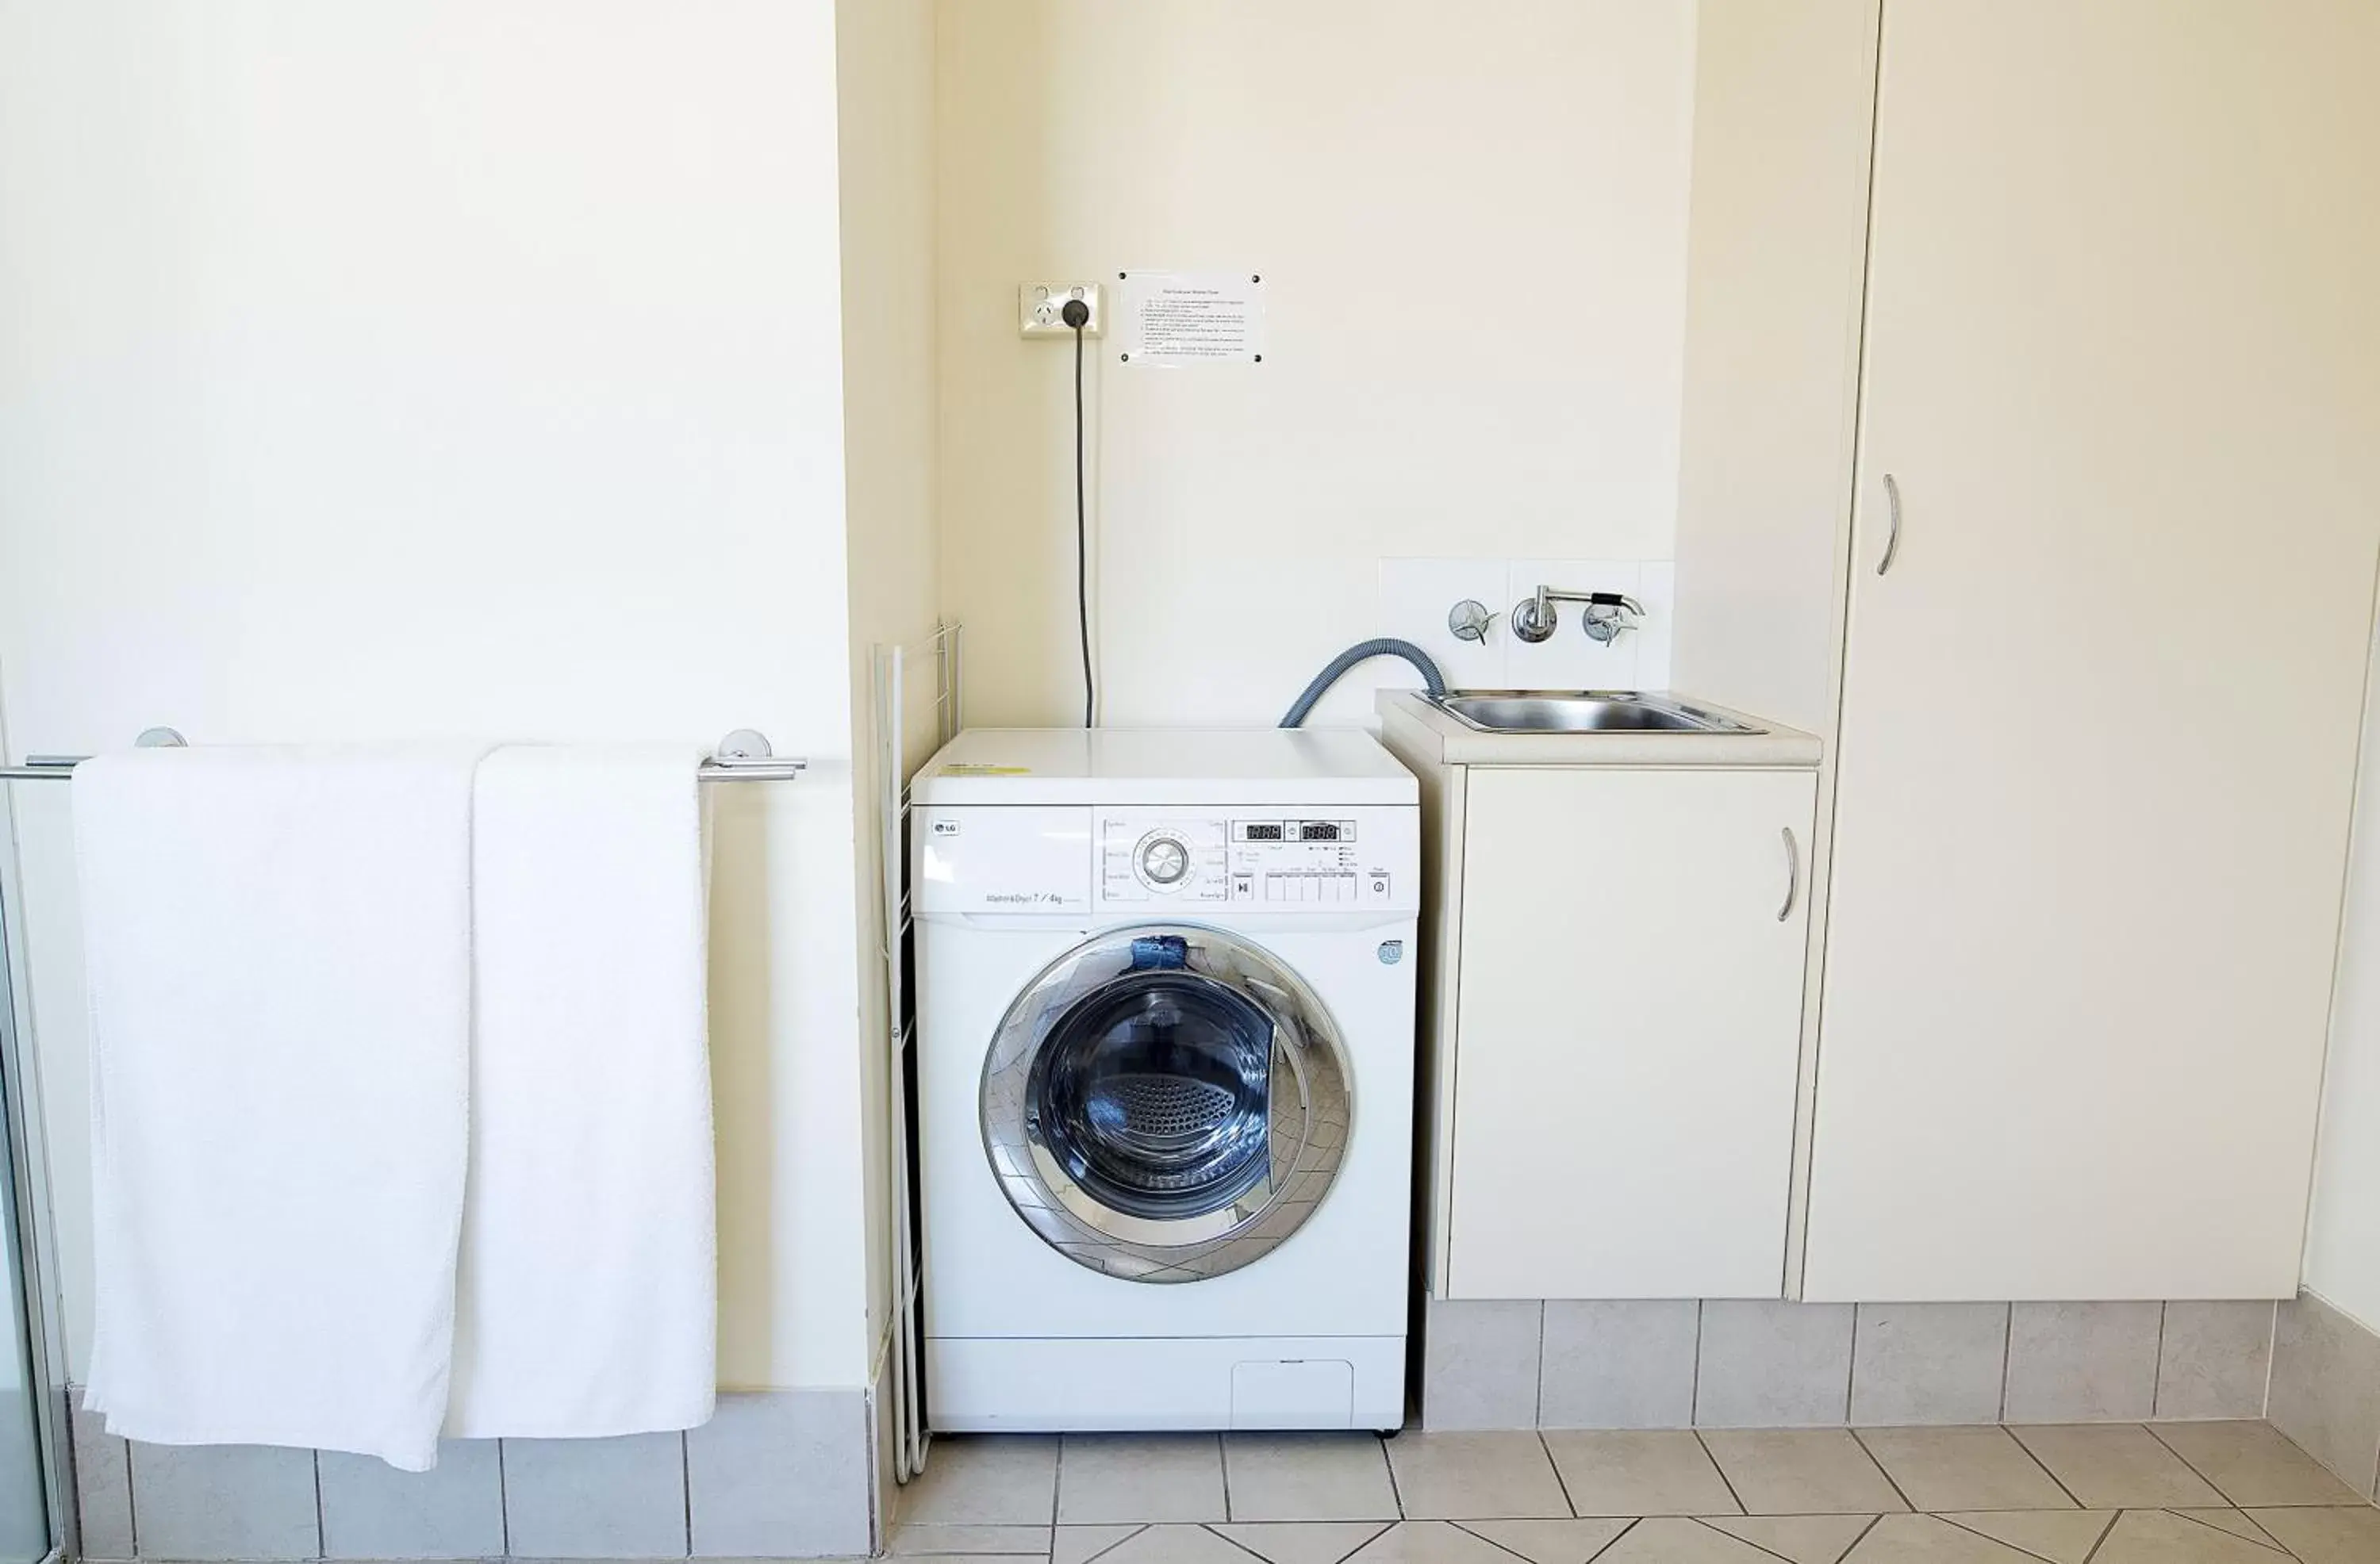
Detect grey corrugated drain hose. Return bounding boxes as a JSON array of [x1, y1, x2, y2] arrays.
[[1278, 638, 1449, 727]]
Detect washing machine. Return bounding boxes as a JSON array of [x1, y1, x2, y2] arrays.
[[912, 726, 1419, 1432]]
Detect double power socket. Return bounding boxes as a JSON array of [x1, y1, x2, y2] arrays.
[[1018, 281, 1104, 339]]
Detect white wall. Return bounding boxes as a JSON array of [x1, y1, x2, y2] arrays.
[[0, 0, 875, 1393], [2307, 619, 2380, 1333], [935, 0, 1700, 728]]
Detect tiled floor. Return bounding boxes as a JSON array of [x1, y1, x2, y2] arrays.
[[891, 1422, 2380, 1562]]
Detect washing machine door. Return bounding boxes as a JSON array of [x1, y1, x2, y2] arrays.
[[981, 925, 1352, 1282]]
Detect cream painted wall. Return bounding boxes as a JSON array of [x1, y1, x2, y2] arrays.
[[834, 0, 941, 1376], [0, 1, 875, 1392], [935, 0, 1700, 729], [2308, 619, 2380, 1333]]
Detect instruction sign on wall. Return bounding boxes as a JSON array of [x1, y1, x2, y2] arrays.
[[1115, 270, 1266, 366]]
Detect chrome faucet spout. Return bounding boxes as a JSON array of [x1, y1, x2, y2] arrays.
[[1509, 585, 1645, 645]]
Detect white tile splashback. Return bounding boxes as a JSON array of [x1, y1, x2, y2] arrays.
[[1374, 558, 1509, 691], [1377, 558, 1675, 693]]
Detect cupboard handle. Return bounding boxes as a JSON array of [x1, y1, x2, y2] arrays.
[[1777, 826, 1800, 922], [1877, 473, 1903, 576]]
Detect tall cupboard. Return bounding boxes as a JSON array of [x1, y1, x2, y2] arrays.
[[1799, 0, 2380, 1299]]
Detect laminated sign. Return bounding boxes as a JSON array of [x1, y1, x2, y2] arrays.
[[1116, 270, 1267, 366]]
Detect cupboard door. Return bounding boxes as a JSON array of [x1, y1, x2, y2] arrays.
[[1449, 767, 1816, 1299], [1806, 0, 2380, 1299]]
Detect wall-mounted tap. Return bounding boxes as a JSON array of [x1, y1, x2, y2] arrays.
[[1510, 585, 1646, 646], [1445, 598, 1496, 643]]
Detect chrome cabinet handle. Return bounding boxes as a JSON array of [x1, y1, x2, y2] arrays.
[[1877, 473, 1903, 576], [1777, 826, 1800, 922]]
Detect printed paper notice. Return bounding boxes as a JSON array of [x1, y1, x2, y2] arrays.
[[1117, 271, 1266, 366]]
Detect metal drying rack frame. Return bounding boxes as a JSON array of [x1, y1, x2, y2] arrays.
[[873, 623, 962, 1485], [1, 726, 809, 783]]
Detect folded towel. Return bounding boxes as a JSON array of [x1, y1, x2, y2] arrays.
[[74, 745, 483, 1471], [444, 745, 715, 1438]]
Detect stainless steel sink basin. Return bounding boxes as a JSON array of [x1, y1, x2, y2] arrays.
[[1430, 691, 1765, 734]]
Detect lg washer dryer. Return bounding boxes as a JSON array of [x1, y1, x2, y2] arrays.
[[912, 727, 1419, 1432]]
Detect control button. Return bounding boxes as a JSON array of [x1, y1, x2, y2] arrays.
[[1368, 872, 1392, 899], [1232, 874, 1254, 899], [1265, 876, 1287, 903], [1139, 836, 1190, 886]]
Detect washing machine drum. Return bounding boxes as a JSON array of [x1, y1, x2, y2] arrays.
[[981, 926, 1352, 1282]]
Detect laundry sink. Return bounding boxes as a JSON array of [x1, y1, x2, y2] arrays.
[[1430, 691, 1767, 734]]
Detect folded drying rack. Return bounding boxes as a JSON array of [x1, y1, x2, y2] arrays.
[[0, 726, 808, 783], [872, 623, 962, 1485]]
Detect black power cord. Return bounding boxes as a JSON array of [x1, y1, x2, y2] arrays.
[[1064, 297, 1093, 727]]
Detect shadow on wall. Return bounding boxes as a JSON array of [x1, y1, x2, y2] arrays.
[[707, 788, 777, 1383]]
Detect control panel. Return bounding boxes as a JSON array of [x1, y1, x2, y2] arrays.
[[1097, 810, 1407, 910], [918, 804, 1417, 918], [1100, 816, 1230, 903]]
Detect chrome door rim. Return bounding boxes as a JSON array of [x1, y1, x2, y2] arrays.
[[981, 924, 1353, 1282]]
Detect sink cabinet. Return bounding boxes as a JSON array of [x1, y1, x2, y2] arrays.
[[1379, 698, 1821, 1301], [1449, 768, 1817, 1298]]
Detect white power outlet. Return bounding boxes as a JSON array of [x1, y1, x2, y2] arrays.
[[1019, 282, 1104, 339]]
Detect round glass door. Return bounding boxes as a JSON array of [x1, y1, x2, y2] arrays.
[[981, 926, 1351, 1282]]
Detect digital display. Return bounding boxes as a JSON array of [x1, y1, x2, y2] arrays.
[[1300, 822, 1342, 842], [1242, 823, 1284, 841]]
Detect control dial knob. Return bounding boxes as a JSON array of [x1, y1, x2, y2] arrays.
[[1138, 834, 1192, 887]]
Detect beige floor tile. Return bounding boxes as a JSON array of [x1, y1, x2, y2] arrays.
[[2090, 1509, 2282, 1562], [893, 1523, 1055, 1554], [1538, 1430, 1739, 1517], [2168, 1509, 2285, 1550], [1452, 1518, 1633, 1563], [1936, 1510, 2116, 1563], [1699, 1430, 1907, 1516], [1700, 1513, 1878, 1564], [1381, 1432, 1572, 1520], [1854, 1426, 2075, 1512], [1054, 1526, 1146, 1564], [1059, 1436, 1227, 1525], [903, 1436, 1062, 1525], [1212, 1522, 1392, 1564], [2244, 1505, 2380, 1563], [1596, 1519, 1779, 1562], [1841, 1514, 2038, 1560], [2149, 1420, 2370, 1507], [1223, 1436, 1399, 1522], [1345, 1520, 1547, 1564], [1092, 1524, 1262, 1564], [2006, 1424, 2225, 1509]]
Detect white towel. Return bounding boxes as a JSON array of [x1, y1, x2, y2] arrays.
[[74, 745, 482, 1471], [444, 745, 716, 1438]]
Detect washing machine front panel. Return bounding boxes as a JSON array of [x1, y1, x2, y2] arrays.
[[982, 924, 1350, 1282]]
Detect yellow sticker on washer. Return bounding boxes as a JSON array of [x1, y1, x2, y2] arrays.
[[939, 763, 1032, 776]]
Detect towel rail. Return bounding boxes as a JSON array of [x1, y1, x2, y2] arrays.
[[1, 728, 808, 784]]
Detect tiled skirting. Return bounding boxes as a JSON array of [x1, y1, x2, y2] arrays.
[[2270, 1289, 2380, 1501], [68, 1389, 876, 1561], [1422, 1298, 2279, 1431]]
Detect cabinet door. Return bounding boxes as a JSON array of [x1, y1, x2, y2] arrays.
[[1806, 0, 2380, 1300], [1449, 767, 1816, 1299]]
